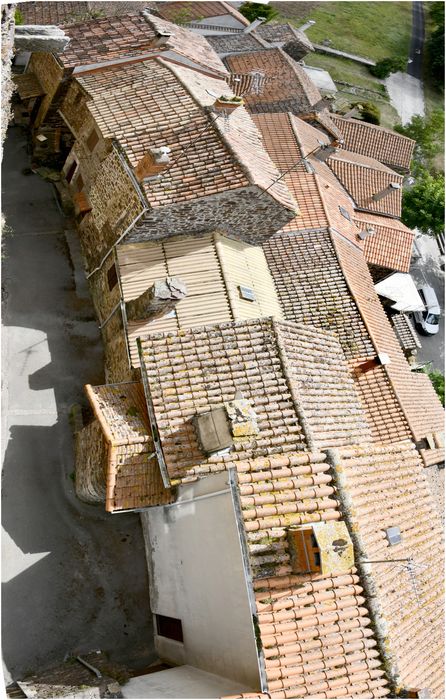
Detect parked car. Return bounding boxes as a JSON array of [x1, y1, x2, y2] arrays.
[[413, 285, 441, 335]]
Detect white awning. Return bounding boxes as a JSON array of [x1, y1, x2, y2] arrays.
[[375, 272, 425, 312]]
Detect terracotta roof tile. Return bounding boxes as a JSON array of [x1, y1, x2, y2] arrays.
[[334, 442, 444, 696], [208, 32, 269, 56], [300, 109, 344, 142], [225, 48, 322, 114], [85, 382, 173, 511], [354, 212, 414, 273], [153, 1, 250, 26], [77, 59, 296, 216], [327, 150, 403, 217], [391, 314, 421, 352], [17, 1, 89, 25], [330, 115, 415, 171], [59, 10, 227, 75], [332, 231, 444, 463], [256, 22, 314, 55]]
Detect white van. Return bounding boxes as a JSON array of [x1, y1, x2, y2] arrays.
[[413, 285, 441, 335]]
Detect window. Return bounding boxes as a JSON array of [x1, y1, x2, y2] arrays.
[[66, 160, 77, 183], [107, 263, 118, 291], [86, 129, 99, 152], [156, 614, 183, 642], [238, 285, 256, 302]]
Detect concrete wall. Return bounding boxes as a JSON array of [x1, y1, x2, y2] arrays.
[[141, 472, 261, 689]]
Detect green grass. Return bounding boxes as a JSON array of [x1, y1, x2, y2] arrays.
[[304, 53, 401, 129], [272, 1, 413, 62], [422, 3, 445, 171]]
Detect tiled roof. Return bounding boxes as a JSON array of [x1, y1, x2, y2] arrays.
[[334, 442, 444, 696], [225, 48, 322, 114], [78, 59, 296, 214], [231, 451, 388, 699], [138, 318, 374, 483], [253, 113, 360, 242], [17, 2, 89, 26], [354, 212, 414, 273], [207, 32, 269, 56], [256, 22, 314, 55], [152, 1, 250, 25], [13, 73, 45, 100], [117, 233, 283, 367], [392, 313, 421, 351], [263, 230, 374, 360], [332, 231, 444, 465], [330, 115, 415, 171], [60, 10, 227, 75], [85, 382, 173, 511], [300, 109, 344, 142]]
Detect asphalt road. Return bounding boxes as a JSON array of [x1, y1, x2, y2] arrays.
[[410, 234, 445, 372], [1, 127, 155, 683], [407, 1, 424, 80]]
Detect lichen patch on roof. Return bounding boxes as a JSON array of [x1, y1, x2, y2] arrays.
[[153, 1, 250, 26]]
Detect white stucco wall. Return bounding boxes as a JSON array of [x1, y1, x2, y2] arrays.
[[141, 472, 260, 689]]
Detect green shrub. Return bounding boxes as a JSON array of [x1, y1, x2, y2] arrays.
[[427, 369, 445, 406], [239, 2, 278, 23], [369, 56, 407, 79], [14, 8, 24, 24], [350, 101, 381, 125]]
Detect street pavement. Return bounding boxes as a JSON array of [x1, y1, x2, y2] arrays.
[[1, 127, 155, 683], [410, 233, 445, 372]]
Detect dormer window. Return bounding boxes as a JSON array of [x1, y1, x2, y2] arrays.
[[288, 521, 354, 576]]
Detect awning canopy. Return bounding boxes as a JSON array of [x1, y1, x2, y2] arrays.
[[374, 272, 424, 312]]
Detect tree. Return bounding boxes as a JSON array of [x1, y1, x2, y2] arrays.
[[427, 368, 445, 406], [426, 2, 444, 88], [402, 169, 445, 236], [394, 110, 444, 163], [239, 2, 278, 23], [369, 56, 407, 79]]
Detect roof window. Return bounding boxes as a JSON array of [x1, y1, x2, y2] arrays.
[[385, 526, 402, 546], [238, 285, 256, 302]]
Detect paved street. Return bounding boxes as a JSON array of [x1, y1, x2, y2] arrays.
[[1, 127, 155, 683], [410, 234, 445, 372]]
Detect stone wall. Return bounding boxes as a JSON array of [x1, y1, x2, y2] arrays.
[[102, 310, 135, 384], [88, 256, 121, 324], [59, 80, 92, 138], [75, 418, 107, 504], [79, 147, 145, 270], [127, 185, 295, 247], [27, 52, 64, 127]]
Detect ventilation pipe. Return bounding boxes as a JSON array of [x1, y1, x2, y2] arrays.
[[372, 182, 401, 202]]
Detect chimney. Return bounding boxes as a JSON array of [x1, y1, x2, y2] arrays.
[[134, 147, 171, 182], [358, 226, 376, 241], [343, 104, 363, 119], [152, 29, 173, 47], [314, 143, 338, 162], [244, 16, 266, 33], [356, 353, 391, 374], [126, 277, 187, 322], [372, 182, 401, 202]]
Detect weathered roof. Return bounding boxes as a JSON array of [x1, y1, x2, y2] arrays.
[[152, 1, 250, 26], [116, 233, 283, 367], [331, 230, 444, 466], [13, 72, 45, 100], [85, 382, 173, 511], [253, 113, 360, 243], [17, 1, 89, 26], [333, 442, 444, 697], [225, 48, 322, 114], [207, 31, 269, 56], [391, 313, 421, 351], [59, 10, 227, 75], [354, 212, 414, 273], [327, 149, 403, 217], [256, 22, 314, 55], [138, 318, 372, 484], [330, 114, 415, 171], [77, 58, 296, 215], [300, 109, 344, 141]]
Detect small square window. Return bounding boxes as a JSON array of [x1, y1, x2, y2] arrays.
[[339, 206, 351, 221], [238, 285, 256, 302], [107, 263, 118, 291], [156, 614, 183, 643], [86, 129, 99, 152]]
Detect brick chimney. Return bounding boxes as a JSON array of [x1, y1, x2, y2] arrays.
[[355, 353, 391, 374], [372, 182, 401, 202], [134, 146, 171, 182]]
